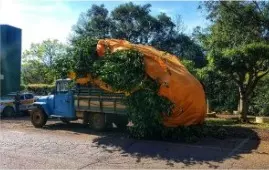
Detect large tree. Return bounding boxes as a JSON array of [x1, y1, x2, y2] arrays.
[[192, 26, 240, 113], [201, 1, 269, 49], [200, 1, 269, 121], [217, 43, 269, 121], [71, 3, 205, 68], [110, 3, 157, 44], [22, 39, 68, 84], [72, 4, 111, 39]]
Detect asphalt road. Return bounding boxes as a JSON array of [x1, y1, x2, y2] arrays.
[[0, 117, 269, 169]]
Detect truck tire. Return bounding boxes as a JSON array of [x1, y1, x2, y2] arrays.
[[2, 106, 15, 117], [31, 107, 47, 128], [90, 113, 105, 131], [82, 112, 90, 126]]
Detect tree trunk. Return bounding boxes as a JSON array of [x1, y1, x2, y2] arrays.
[[239, 92, 249, 122], [206, 98, 210, 113]]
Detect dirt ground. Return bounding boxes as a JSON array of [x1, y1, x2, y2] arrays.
[[1, 116, 269, 169]]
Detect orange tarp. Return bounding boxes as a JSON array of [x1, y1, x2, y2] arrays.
[[77, 39, 207, 127]]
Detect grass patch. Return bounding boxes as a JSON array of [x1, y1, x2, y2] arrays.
[[239, 122, 269, 130], [205, 118, 269, 130], [205, 118, 237, 126]]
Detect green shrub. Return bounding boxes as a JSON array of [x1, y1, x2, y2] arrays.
[[26, 84, 55, 95]]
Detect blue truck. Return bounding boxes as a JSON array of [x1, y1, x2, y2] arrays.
[[30, 79, 128, 130]]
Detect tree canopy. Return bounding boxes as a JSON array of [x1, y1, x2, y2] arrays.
[[22, 39, 68, 84], [198, 1, 269, 121], [70, 2, 205, 67]]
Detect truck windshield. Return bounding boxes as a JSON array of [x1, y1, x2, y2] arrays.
[[57, 81, 70, 93]]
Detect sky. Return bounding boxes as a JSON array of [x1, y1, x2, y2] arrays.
[[0, 0, 209, 51]]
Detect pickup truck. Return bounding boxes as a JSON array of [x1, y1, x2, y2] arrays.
[[0, 92, 37, 117], [30, 79, 128, 130]]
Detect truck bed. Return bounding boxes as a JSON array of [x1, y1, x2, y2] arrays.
[[73, 85, 127, 115]]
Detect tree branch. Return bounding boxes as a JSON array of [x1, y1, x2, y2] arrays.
[[246, 70, 269, 96], [253, 1, 263, 15], [231, 74, 241, 86], [253, 1, 269, 28], [220, 1, 244, 21], [245, 71, 254, 90], [236, 71, 246, 86], [221, 1, 268, 30], [258, 70, 269, 79]]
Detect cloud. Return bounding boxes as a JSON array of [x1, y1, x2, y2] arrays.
[[0, 0, 77, 51]]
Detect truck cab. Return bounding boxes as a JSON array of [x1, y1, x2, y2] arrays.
[[31, 79, 75, 126], [30, 79, 128, 130]]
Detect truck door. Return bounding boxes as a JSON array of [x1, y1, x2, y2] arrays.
[[19, 95, 26, 111], [53, 80, 75, 118], [23, 93, 35, 110]]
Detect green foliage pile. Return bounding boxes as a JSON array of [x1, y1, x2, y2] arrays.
[[87, 48, 231, 141], [74, 44, 175, 138], [72, 38, 99, 78], [125, 86, 174, 139], [92, 50, 146, 92]]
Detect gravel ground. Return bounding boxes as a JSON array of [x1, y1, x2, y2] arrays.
[[0, 117, 269, 169]]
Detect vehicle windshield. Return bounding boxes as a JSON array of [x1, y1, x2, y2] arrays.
[[56, 80, 71, 93]]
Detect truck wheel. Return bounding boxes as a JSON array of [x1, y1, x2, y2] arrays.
[[31, 107, 47, 128], [90, 113, 105, 131], [2, 106, 15, 117], [82, 112, 89, 125]]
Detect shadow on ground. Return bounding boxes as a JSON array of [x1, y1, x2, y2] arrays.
[[42, 120, 129, 137], [41, 119, 261, 168], [2, 116, 262, 168], [91, 126, 261, 168]]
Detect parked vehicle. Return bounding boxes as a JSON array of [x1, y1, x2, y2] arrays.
[[0, 98, 15, 117], [0, 92, 37, 117], [30, 79, 128, 130]]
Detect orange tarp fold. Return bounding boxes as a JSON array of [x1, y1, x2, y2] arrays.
[[76, 39, 207, 127]]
